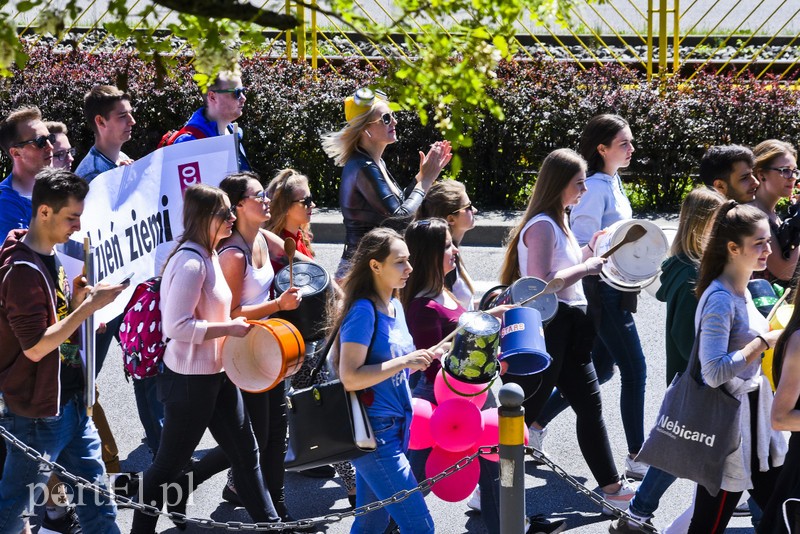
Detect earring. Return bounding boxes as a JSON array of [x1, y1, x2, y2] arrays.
[[365, 130, 372, 138]]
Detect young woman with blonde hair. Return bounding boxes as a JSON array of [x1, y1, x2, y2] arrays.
[[322, 88, 452, 279]]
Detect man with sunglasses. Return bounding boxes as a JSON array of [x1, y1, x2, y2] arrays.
[[74, 85, 135, 183], [171, 69, 251, 171], [0, 106, 54, 241]]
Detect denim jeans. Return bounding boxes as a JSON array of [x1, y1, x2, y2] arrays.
[[351, 416, 434, 534], [132, 375, 164, 456], [629, 466, 677, 518], [0, 396, 119, 534], [584, 277, 647, 454]]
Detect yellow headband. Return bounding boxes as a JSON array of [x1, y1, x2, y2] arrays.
[[344, 88, 387, 122]]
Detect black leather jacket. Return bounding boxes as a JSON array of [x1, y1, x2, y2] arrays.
[[339, 150, 424, 258]]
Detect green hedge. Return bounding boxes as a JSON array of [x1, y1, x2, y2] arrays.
[[2, 46, 799, 211]]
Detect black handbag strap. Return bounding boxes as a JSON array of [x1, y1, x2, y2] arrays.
[[309, 299, 380, 383]]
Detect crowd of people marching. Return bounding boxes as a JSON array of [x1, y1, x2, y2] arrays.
[[0, 68, 799, 534]]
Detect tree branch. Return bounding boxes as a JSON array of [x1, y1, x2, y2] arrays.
[[151, 0, 300, 30]]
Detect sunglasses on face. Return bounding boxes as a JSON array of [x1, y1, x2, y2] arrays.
[[215, 206, 237, 220], [13, 133, 56, 149], [245, 191, 269, 203], [53, 148, 77, 162], [449, 203, 474, 215], [769, 167, 800, 180], [370, 112, 396, 126], [293, 195, 315, 208], [213, 87, 247, 99]]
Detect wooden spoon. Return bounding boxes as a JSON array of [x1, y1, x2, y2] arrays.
[[283, 237, 296, 287], [600, 224, 648, 259], [766, 287, 792, 324], [517, 277, 565, 307]]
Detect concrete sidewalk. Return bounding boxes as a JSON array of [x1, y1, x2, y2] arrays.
[[310, 208, 679, 247]]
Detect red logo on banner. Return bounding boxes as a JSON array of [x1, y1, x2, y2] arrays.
[[177, 162, 201, 194]]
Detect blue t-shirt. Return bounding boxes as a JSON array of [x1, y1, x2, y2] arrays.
[[340, 298, 415, 423], [74, 146, 129, 183], [0, 174, 31, 241]]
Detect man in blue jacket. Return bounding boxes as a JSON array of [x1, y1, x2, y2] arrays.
[[172, 69, 251, 170]]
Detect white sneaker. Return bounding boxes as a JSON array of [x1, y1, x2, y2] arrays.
[[528, 426, 547, 464], [624, 456, 649, 481], [601, 479, 639, 515], [467, 486, 481, 512]]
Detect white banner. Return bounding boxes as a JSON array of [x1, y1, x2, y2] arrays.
[[59, 135, 239, 324]]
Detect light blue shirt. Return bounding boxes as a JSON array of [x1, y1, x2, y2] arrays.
[[569, 171, 633, 245], [74, 146, 129, 183], [340, 298, 415, 422]]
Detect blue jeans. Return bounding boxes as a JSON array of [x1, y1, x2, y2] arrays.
[[585, 277, 647, 454], [133, 375, 163, 456], [628, 466, 677, 518], [0, 396, 119, 534], [351, 416, 434, 534]]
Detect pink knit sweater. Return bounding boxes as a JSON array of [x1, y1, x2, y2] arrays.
[[160, 243, 233, 375]]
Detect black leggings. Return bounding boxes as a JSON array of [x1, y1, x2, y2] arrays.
[[504, 303, 618, 487], [131, 368, 280, 533], [688, 390, 783, 534], [179, 382, 289, 518]]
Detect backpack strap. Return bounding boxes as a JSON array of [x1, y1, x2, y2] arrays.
[[166, 125, 207, 146]]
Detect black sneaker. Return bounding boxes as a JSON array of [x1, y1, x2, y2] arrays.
[[527, 514, 566, 534], [41, 506, 82, 534], [608, 516, 653, 533]]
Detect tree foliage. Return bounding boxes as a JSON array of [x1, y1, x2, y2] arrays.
[[1, 0, 589, 160]]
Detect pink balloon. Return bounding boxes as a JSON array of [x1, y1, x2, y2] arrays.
[[430, 398, 484, 452], [409, 398, 435, 450], [476, 408, 531, 462], [425, 445, 480, 502], [433, 369, 489, 408]]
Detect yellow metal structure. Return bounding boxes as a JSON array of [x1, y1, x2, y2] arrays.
[[12, 0, 800, 81]]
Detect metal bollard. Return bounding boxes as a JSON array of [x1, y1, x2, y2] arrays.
[[498, 382, 526, 534]]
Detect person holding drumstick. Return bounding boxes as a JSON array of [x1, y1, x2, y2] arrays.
[[131, 184, 283, 533], [264, 167, 359, 505], [499, 148, 637, 510], [568, 113, 649, 480], [335, 227, 438, 533]]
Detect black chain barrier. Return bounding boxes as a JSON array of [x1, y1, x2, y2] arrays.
[[0, 425, 658, 532]]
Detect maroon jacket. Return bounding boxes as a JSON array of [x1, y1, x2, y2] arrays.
[[0, 229, 78, 417]]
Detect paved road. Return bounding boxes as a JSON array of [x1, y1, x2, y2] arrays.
[[89, 241, 762, 533]]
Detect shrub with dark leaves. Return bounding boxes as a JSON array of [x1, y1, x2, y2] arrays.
[[2, 46, 799, 211]]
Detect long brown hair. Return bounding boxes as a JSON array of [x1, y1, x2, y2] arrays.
[[265, 168, 314, 256], [401, 218, 450, 310], [669, 187, 725, 264], [162, 184, 228, 271], [417, 180, 475, 296], [328, 227, 404, 340], [695, 201, 767, 298], [500, 148, 586, 285], [754, 139, 797, 180]]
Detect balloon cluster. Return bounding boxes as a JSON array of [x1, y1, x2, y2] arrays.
[[409, 370, 529, 502]]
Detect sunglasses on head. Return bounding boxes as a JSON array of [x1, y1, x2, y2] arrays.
[[370, 112, 396, 126], [13, 133, 56, 149], [294, 195, 315, 208], [213, 87, 246, 99]]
